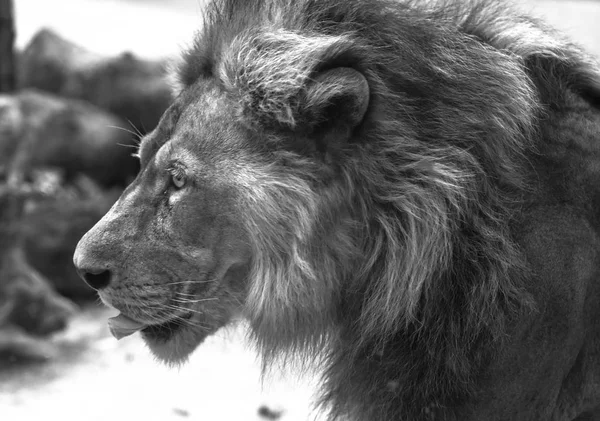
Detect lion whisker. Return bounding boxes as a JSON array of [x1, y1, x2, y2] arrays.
[[160, 281, 188, 286], [135, 305, 166, 326], [126, 119, 144, 142], [106, 125, 143, 142], [136, 303, 208, 329], [175, 317, 209, 329], [172, 297, 218, 304], [160, 305, 211, 329], [162, 303, 205, 316], [174, 291, 198, 297]]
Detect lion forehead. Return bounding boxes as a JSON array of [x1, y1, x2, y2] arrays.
[[150, 89, 269, 194]]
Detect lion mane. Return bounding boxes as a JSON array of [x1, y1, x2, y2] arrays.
[[171, 0, 599, 420]]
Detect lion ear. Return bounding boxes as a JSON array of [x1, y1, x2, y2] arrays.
[[302, 67, 370, 140], [524, 53, 600, 108]]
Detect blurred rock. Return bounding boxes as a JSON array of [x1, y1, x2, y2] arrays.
[[20, 28, 172, 134], [0, 325, 59, 363], [0, 28, 175, 365], [21, 174, 120, 300], [0, 247, 77, 335], [0, 89, 139, 187], [0, 185, 77, 361], [0, 89, 132, 302], [17, 28, 103, 91]]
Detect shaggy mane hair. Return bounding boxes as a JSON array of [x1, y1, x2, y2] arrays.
[[175, 0, 600, 419]]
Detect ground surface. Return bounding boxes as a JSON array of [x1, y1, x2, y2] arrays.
[[0, 305, 322, 421], [4, 1, 600, 420]]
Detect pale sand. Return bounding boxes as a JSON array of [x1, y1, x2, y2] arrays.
[[0, 305, 324, 421]]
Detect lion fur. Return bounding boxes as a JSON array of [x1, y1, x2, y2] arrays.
[[173, 0, 600, 420]]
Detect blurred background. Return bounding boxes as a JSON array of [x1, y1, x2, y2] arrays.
[[0, 0, 598, 420]]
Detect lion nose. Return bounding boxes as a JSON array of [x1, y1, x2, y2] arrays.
[[76, 266, 113, 290], [73, 232, 116, 291]]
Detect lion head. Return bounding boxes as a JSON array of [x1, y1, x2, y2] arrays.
[[72, 84, 256, 361], [74, 0, 600, 419]]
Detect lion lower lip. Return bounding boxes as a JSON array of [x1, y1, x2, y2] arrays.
[[141, 312, 193, 341]]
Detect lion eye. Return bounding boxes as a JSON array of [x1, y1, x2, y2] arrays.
[[171, 172, 186, 189]]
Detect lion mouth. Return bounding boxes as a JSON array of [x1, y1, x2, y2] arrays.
[[108, 311, 194, 342], [141, 312, 194, 343]]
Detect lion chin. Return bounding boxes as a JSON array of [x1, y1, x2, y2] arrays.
[[141, 322, 210, 365]]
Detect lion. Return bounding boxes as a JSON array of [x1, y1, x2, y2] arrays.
[[73, 0, 600, 419]]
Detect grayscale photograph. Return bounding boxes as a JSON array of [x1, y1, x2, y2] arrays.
[[0, 0, 599, 420]]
